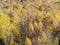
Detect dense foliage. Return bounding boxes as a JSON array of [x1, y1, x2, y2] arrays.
[[0, 0, 60, 45]]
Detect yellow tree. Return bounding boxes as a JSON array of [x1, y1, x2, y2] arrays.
[[0, 14, 11, 45]]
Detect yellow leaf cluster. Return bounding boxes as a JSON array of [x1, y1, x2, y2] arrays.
[[41, 32, 47, 40], [28, 21, 34, 33], [52, 16, 58, 28], [7, 6, 13, 13], [46, 25, 53, 34], [25, 37, 32, 45], [12, 13, 20, 24], [37, 37, 42, 43], [0, 14, 11, 40], [38, 21, 43, 30], [10, 41, 18, 45], [0, 14, 10, 30], [16, 3, 23, 12], [11, 24, 20, 37], [34, 21, 43, 30], [34, 21, 38, 29]]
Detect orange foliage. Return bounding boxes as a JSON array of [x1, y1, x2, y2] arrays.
[[38, 21, 43, 30], [34, 21, 38, 29], [7, 6, 13, 12], [28, 21, 34, 33]]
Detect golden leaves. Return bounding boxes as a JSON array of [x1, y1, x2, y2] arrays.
[[34, 21, 38, 29], [34, 21, 43, 30], [16, 3, 27, 16], [25, 2, 32, 8], [25, 37, 32, 45], [10, 41, 18, 45], [54, 37, 59, 45], [16, 3, 23, 12], [34, 0, 42, 8], [54, 10, 60, 22], [12, 27, 20, 37], [7, 6, 13, 13], [46, 25, 53, 34], [11, 24, 20, 37], [52, 16, 58, 28], [41, 32, 47, 40], [0, 0, 60, 45], [0, 14, 11, 30], [28, 21, 34, 33], [38, 37, 42, 43], [0, 14, 11, 40], [38, 21, 43, 30], [12, 13, 20, 24]]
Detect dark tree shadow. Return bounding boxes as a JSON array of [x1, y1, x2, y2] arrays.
[[0, 39, 5, 45]]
